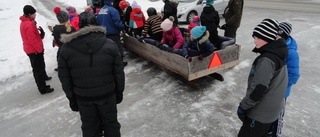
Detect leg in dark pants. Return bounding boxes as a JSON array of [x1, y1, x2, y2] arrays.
[[77, 96, 121, 137], [28, 53, 47, 92], [238, 118, 272, 137], [224, 26, 238, 39]]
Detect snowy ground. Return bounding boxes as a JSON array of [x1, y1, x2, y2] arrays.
[[0, 0, 320, 137]]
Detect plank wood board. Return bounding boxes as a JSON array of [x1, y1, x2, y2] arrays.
[[123, 35, 241, 81]]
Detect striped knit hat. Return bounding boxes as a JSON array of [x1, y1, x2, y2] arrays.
[[252, 18, 279, 42], [279, 22, 292, 40]]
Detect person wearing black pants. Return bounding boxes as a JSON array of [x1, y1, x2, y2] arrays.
[[20, 5, 53, 94]]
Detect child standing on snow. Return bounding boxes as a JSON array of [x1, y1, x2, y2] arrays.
[[129, 0, 145, 37], [119, 0, 132, 36], [51, 7, 76, 71], [267, 21, 300, 137], [66, 6, 79, 30]]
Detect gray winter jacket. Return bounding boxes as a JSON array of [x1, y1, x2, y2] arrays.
[[240, 38, 288, 123]]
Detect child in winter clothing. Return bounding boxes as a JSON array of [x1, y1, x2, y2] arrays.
[[129, 0, 145, 37], [159, 16, 185, 51], [179, 26, 215, 61], [140, 7, 163, 42], [237, 18, 288, 137], [267, 21, 300, 137], [188, 16, 200, 33], [52, 7, 76, 71], [19, 5, 54, 94], [66, 6, 80, 30], [119, 0, 132, 35], [200, 0, 220, 48]]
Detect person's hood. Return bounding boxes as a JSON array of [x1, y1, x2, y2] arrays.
[[252, 38, 288, 60], [132, 7, 143, 13], [19, 16, 33, 22], [203, 5, 216, 13], [287, 36, 297, 50], [198, 30, 210, 44], [60, 26, 107, 55]]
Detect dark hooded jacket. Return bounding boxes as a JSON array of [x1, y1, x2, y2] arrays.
[[58, 26, 125, 101], [163, 0, 178, 25], [181, 31, 215, 57], [240, 38, 288, 123], [200, 5, 220, 34]]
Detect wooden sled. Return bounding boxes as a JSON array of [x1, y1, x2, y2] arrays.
[[123, 35, 240, 81]]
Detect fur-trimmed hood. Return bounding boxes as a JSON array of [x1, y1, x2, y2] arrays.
[[198, 30, 210, 44], [60, 26, 106, 43], [60, 25, 107, 55]]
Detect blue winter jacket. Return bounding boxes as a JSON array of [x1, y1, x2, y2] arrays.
[[285, 36, 300, 98], [97, 3, 124, 35]]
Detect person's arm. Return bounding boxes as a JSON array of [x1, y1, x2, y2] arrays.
[[287, 47, 300, 85], [26, 23, 43, 53], [111, 42, 125, 104], [240, 58, 275, 110], [201, 40, 215, 57], [111, 8, 124, 30], [173, 28, 185, 49]]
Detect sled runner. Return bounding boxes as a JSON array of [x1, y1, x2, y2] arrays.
[[123, 35, 240, 81]]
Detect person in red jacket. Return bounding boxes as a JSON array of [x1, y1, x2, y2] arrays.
[[66, 6, 80, 30], [19, 5, 54, 94]]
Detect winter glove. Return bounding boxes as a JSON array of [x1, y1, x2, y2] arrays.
[[185, 55, 192, 62], [38, 26, 45, 39], [198, 54, 203, 61], [237, 104, 247, 122], [116, 93, 123, 104], [68, 97, 79, 112], [220, 24, 227, 30]]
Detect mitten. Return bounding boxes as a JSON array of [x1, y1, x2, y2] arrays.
[[237, 105, 246, 122], [38, 26, 45, 39], [185, 55, 192, 62], [68, 97, 79, 112], [198, 54, 203, 61], [116, 93, 123, 104], [220, 24, 227, 30]]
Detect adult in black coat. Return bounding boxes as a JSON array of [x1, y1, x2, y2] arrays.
[[200, 4, 220, 48], [163, 0, 178, 25], [58, 12, 125, 137]]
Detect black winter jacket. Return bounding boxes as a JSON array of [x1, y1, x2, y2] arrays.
[[201, 5, 220, 34], [58, 26, 125, 101]]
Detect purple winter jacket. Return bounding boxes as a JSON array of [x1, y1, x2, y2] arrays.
[[160, 26, 185, 49]]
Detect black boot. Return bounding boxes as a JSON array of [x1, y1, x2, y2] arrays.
[[40, 85, 54, 94]]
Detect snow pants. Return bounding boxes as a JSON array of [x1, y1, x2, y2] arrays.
[[77, 95, 121, 137], [27, 53, 48, 92], [238, 118, 272, 137]]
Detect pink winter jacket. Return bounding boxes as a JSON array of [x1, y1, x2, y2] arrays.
[[160, 26, 185, 49], [19, 16, 44, 54]]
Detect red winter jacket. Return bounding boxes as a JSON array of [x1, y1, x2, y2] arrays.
[[19, 16, 44, 54], [69, 13, 79, 30], [160, 26, 185, 49], [129, 8, 145, 29]]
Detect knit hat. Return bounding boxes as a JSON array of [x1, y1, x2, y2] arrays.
[[85, 6, 93, 13], [252, 18, 279, 43], [161, 16, 174, 31], [191, 26, 207, 39], [119, 1, 128, 10], [279, 22, 292, 40], [23, 5, 36, 16], [54, 7, 70, 23], [192, 16, 200, 23], [206, 0, 214, 5], [66, 6, 76, 13], [131, 0, 140, 9], [79, 12, 98, 28]]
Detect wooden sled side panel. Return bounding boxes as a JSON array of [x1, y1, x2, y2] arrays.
[[123, 35, 190, 79]]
